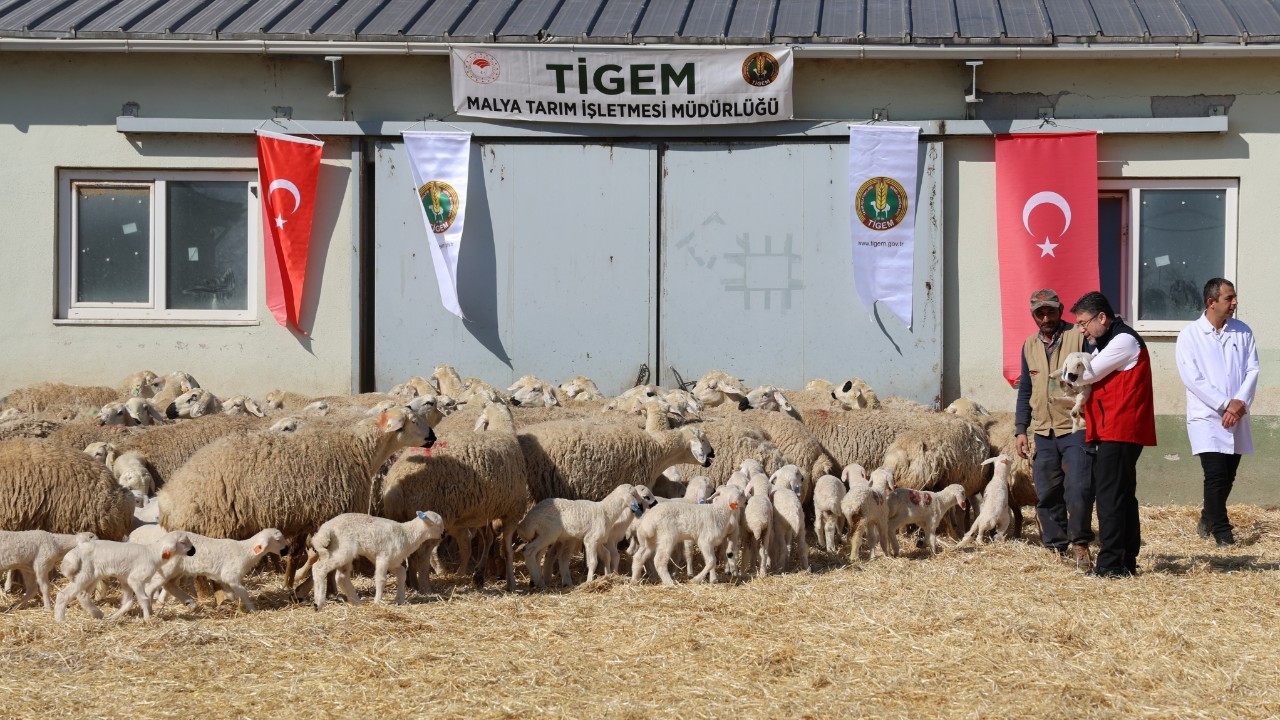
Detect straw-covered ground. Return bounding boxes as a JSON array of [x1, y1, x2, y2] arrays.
[[2, 504, 1278, 719]]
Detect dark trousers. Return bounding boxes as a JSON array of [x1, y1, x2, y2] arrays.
[[1032, 430, 1095, 549], [1093, 441, 1143, 575], [1199, 452, 1243, 541]]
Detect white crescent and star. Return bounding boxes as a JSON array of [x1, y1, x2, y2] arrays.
[[1021, 191, 1072, 257], [267, 179, 302, 230]]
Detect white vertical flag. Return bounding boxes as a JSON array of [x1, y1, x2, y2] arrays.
[[403, 131, 472, 319], [849, 125, 919, 327]]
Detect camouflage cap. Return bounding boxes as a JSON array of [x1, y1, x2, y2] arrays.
[[1029, 288, 1062, 311]]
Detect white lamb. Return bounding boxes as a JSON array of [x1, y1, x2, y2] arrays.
[[885, 484, 968, 556], [842, 483, 891, 562], [54, 531, 196, 621], [811, 474, 847, 553], [0, 530, 97, 609], [631, 485, 745, 585], [957, 455, 1015, 547], [516, 483, 657, 589], [768, 466, 809, 572], [740, 474, 774, 577], [310, 511, 445, 609], [144, 529, 291, 612], [1049, 351, 1094, 433]]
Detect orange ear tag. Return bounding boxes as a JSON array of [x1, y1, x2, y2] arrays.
[[254, 545, 264, 554], [729, 501, 739, 510], [162, 550, 171, 560]]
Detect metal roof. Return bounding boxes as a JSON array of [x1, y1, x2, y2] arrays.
[[2, 0, 1280, 44]]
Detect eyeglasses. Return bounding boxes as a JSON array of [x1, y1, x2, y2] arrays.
[[1076, 314, 1100, 330]]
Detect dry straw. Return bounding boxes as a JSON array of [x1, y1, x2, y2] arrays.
[[2, 505, 1278, 719]]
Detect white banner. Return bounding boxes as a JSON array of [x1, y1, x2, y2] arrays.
[[403, 131, 471, 319], [452, 46, 792, 125], [849, 125, 920, 328]]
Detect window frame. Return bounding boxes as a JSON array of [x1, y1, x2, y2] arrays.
[[58, 169, 260, 323], [1097, 178, 1238, 336]]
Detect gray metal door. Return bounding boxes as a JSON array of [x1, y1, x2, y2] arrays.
[[659, 141, 944, 405], [373, 141, 658, 394]]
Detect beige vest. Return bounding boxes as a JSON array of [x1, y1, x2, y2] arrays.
[[1023, 328, 1086, 437]]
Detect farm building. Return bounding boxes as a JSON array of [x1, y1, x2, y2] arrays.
[[1, 0, 1277, 494]]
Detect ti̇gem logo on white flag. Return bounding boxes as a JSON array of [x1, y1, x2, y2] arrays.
[[849, 125, 920, 328], [403, 131, 471, 319]]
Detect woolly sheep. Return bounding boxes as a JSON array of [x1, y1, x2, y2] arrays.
[[691, 370, 750, 409], [222, 396, 266, 418], [957, 456, 1015, 548], [432, 364, 469, 399], [54, 531, 195, 621], [111, 451, 155, 499], [158, 404, 440, 588], [264, 390, 313, 412], [121, 371, 165, 399], [558, 375, 605, 403], [517, 401, 713, 502], [880, 409, 991, 500], [977, 412, 1036, 538], [508, 375, 560, 408], [516, 483, 657, 589], [381, 402, 529, 592], [84, 441, 118, 467], [115, 415, 268, 490], [0, 439, 136, 541], [885, 484, 968, 556], [45, 421, 137, 456], [0, 530, 97, 609], [164, 388, 223, 420], [630, 485, 745, 585], [651, 467, 686, 499], [1, 382, 120, 419], [665, 416, 783, 489], [149, 371, 201, 410], [812, 474, 847, 553], [309, 511, 445, 609], [145, 528, 291, 612]]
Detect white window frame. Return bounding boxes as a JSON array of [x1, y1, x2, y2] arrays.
[[58, 169, 259, 323], [1098, 178, 1238, 336]]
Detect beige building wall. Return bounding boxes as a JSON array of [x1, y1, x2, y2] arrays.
[[2, 51, 1276, 431]]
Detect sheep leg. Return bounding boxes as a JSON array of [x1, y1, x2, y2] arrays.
[[335, 565, 361, 606], [691, 538, 718, 584], [410, 542, 437, 594], [583, 537, 601, 583], [520, 534, 555, 590], [392, 564, 408, 605], [629, 542, 650, 583], [14, 568, 39, 608], [501, 520, 518, 592], [653, 544, 677, 586], [109, 585, 138, 620], [373, 559, 390, 604], [154, 578, 197, 609], [55, 579, 103, 621], [556, 543, 575, 587], [795, 526, 810, 571], [925, 524, 939, 556], [454, 529, 473, 577], [311, 558, 334, 610]]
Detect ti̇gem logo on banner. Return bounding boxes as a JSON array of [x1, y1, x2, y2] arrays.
[[854, 177, 909, 231]]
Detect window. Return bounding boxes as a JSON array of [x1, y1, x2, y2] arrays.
[[58, 170, 259, 322], [1097, 179, 1237, 334]]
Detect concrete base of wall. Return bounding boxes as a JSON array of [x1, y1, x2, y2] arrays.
[[1136, 415, 1278, 506]]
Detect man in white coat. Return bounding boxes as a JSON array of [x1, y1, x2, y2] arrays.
[[1175, 278, 1259, 547]]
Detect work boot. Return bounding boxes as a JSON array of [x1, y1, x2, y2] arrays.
[[1071, 544, 1093, 572]]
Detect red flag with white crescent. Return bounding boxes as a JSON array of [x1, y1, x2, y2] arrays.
[[995, 132, 1099, 386], [256, 130, 323, 331]]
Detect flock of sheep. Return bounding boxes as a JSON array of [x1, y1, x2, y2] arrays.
[[0, 366, 1041, 620]]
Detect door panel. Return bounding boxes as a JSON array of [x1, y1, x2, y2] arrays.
[[373, 141, 657, 394], [659, 141, 944, 404]]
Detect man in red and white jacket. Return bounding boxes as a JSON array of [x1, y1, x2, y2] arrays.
[[1068, 291, 1157, 578]]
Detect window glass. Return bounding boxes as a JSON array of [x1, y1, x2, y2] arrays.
[[76, 186, 150, 302], [1137, 189, 1225, 321], [166, 181, 249, 310]]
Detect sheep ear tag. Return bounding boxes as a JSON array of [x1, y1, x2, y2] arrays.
[[162, 550, 172, 560], [630, 501, 643, 518], [416, 511, 430, 520], [253, 544, 264, 555], [729, 501, 739, 510]]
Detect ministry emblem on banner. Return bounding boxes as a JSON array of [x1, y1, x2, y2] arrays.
[[419, 180, 460, 233], [854, 177, 909, 231]]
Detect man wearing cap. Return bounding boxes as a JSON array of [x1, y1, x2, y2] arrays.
[[1015, 289, 1096, 570], [1175, 278, 1258, 548]]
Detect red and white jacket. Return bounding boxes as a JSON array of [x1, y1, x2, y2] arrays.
[[1077, 318, 1157, 446]]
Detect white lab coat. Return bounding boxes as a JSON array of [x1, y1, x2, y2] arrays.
[[1175, 314, 1259, 455]]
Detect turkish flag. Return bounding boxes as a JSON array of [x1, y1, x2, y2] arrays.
[[256, 130, 323, 331], [995, 132, 1099, 386]]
